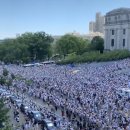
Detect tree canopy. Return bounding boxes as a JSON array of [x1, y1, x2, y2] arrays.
[[55, 34, 90, 57], [91, 36, 104, 53], [0, 32, 105, 64], [0, 32, 53, 63]]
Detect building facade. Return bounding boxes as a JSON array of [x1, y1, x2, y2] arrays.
[[89, 21, 95, 33], [89, 12, 104, 33], [104, 8, 130, 50], [95, 12, 104, 33]]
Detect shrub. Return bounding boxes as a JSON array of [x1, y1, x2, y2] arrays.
[[57, 50, 130, 65]]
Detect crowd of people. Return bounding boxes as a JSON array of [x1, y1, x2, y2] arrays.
[[2, 91, 40, 130], [1, 59, 130, 129]]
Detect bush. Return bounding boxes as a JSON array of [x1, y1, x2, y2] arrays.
[[57, 50, 130, 65]]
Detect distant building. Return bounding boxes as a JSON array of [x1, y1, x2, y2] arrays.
[[104, 8, 130, 50], [89, 21, 95, 33], [66, 30, 81, 36], [85, 32, 104, 40], [52, 35, 62, 44], [89, 12, 105, 34], [53, 31, 104, 43], [95, 12, 105, 33]]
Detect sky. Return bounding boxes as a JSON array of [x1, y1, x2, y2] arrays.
[[0, 0, 130, 39]]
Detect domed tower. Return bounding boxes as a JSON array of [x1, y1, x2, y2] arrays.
[[104, 8, 130, 50]]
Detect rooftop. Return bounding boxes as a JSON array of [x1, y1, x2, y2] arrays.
[[106, 8, 130, 16]]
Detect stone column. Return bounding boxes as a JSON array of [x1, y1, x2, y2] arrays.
[[104, 29, 108, 50]]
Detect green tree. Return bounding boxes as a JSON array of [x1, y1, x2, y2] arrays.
[[91, 36, 104, 53], [55, 34, 89, 57], [17, 32, 54, 61], [0, 39, 30, 63], [0, 31, 53, 64], [76, 38, 91, 54]]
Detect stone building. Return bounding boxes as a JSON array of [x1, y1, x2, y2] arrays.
[[89, 12, 104, 33], [89, 21, 95, 33], [95, 12, 104, 33], [104, 8, 130, 50]]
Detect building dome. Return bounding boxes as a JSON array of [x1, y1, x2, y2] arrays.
[[106, 8, 130, 16]]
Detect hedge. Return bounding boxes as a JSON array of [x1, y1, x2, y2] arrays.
[[57, 50, 130, 65]]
